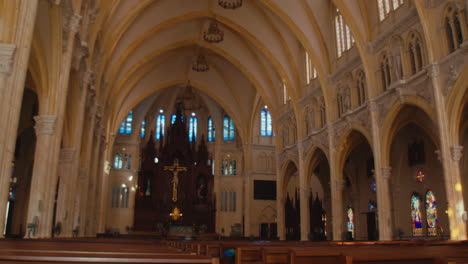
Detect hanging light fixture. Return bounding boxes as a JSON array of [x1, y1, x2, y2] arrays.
[[203, 21, 224, 43], [218, 0, 242, 9], [192, 55, 209, 72]]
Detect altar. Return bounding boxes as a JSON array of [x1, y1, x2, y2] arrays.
[[134, 102, 215, 233]]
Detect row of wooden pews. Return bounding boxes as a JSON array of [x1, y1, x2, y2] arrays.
[[165, 239, 468, 264], [0, 238, 219, 263]]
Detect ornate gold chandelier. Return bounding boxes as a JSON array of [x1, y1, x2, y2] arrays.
[[218, 0, 242, 9], [192, 55, 209, 72], [203, 21, 224, 43]]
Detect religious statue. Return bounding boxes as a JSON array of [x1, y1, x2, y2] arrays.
[[164, 159, 188, 202]]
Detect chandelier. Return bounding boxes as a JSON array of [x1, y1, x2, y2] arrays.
[[192, 55, 209, 72], [203, 21, 224, 43], [218, 0, 242, 9]]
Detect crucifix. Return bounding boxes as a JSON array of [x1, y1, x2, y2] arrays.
[[164, 159, 188, 202]]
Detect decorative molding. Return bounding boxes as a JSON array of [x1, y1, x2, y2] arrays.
[[451, 145, 463, 162], [34, 115, 57, 136], [381, 167, 392, 180], [60, 148, 76, 163], [0, 44, 16, 75], [72, 40, 89, 71]]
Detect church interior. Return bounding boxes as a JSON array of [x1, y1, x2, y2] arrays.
[[1, 0, 468, 263]]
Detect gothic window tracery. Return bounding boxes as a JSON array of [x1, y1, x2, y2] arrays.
[[408, 32, 425, 75], [221, 158, 236, 175], [305, 51, 318, 84], [337, 85, 351, 117], [380, 52, 392, 91], [356, 71, 367, 106], [445, 4, 465, 53]]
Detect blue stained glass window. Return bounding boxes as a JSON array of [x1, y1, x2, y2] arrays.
[[171, 114, 176, 124], [371, 180, 377, 192], [208, 117, 215, 142], [114, 154, 123, 169], [140, 120, 146, 138], [260, 108, 273, 136], [155, 114, 165, 140], [223, 115, 235, 141], [119, 110, 133, 134], [189, 116, 197, 142]]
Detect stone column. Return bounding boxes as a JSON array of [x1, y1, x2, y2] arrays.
[[297, 141, 310, 241], [0, 43, 17, 236], [428, 64, 467, 240], [25, 116, 57, 238], [0, 1, 39, 238], [275, 151, 286, 240], [328, 126, 344, 241], [378, 167, 393, 240], [84, 124, 101, 236], [368, 101, 393, 240], [243, 169, 252, 237], [55, 148, 76, 237]]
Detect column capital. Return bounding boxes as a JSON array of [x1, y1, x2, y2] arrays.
[[60, 148, 76, 163], [427, 63, 440, 78], [381, 167, 392, 180], [451, 145, 464, 162], [0, 43, 16, 75], [70, 14, 82, 34], [34, 115, 57, 135]]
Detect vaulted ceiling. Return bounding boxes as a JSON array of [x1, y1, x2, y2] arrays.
[[84, 0, 373, 141]]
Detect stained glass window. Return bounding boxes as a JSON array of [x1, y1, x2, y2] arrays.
[[371, 180, 377, 192], [378, 0, 404, 21], [188, 116, 197, 142], [221, 159, 236, 175], [155, 114, 165, 140], [171, 114, 176, 124], [140, 120, 146, 138], [119, 110, 133, 134], [305, 52, 318, 84], [208, 117, 215, 142], [416, 170, 425, 183], [347, 207, 355, 239], [335, 8, 355, 57], [411, 193, 423, 236], [426, 190, 438, 236], [114, 154, 123, 169], [260, 107, 273, 136], [368, 200, 377, 210], [223, 115, 235, 141]]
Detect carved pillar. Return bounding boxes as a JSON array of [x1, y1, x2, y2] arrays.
[[428, 63, 467, 240], [275, 151, 286, 240], [0, 1, 39, 238], [25, 116, 57, 238], [0, 43, 17, 236], [85, 119, 102, 236], [367, 100, 393, 240], [297, 141, 310, 241], [55, 148, 76, 237], [328, 125, 344, 240]]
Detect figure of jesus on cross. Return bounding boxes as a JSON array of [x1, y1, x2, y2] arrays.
[[164, 159, 188, 202]]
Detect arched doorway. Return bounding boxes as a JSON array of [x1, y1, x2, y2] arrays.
[[307, 148, 331, 240], [5, 88, 38, 237], [389, 106, 447, 239], [340, 130, 375, 241], [283, 161, 299, 240]]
